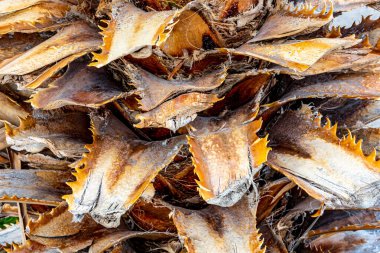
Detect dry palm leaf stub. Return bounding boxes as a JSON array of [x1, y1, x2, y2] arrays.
[[134, 92, 222, 131], [122, 62, 228, 111], [5, 111, 91, 158], [0, 1, 72, 35], [225, 36, 361, 72], [0, 21, 101, 75], [29, 61, 130, 110], [0, 169, 72, 205], [251, 0, 333, 42], [187, 108, 270, 207], [268, 105, 380, 209], [91, 0, 222, 66], [64, 111, 186, 227], [264, 72, 380, 109], [172, 193, 265, 253]]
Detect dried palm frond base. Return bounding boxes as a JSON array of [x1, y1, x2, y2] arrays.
[[0, 0, 380, 252]]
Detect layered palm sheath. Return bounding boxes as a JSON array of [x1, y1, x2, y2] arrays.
[[0, 0, 379, 252]]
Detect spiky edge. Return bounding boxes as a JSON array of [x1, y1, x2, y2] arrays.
[[188, 118, 271, 202], [312, 111, 380, 173], [89, 19, 115, 68], [284, 0, 333, 20], [27, 203, 67, 236], [62, 120, 97, 209]]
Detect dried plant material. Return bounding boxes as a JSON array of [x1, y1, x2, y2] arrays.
[[0, 224, 22, 246], [0, 22, 101, 75], [4, 240, 52, 253], [257, 178, 295, 223], [22, 52, 87, 90], [225, 37, 360, 71], [355, 128, 380, 159], [310, 0, 380, 12], [275, 46, 380, 76], [5, 111, 91, 158], [339, 100, 380, 159], [265, 73, 380, 109], [341, 100, 380, 129], [0, 128, 9, 150], [268, 105, 380, 209], [92, 0, 221, 65], [1, 0, 380, 251], [18, 153, 71, 170], [91, 0, 174, 67], [29, 62, 128, 109], [187, 108, 270, 207], [158, 7, 222, 57], [0, 169, 71, 205], [251, 1, 333, 42], [0, 0, 71, 15], [218, 0, 259, 19], [89, 230, 175, 253], [307, 210, 380, 238], [28, 234, 94, 253], [27, 202, 95, 238], [0, 2, 71, 35], [135, 93, 221, 131], [130, 200, 176, 232], [306, 230, 380, 252], [0, 92, 29, 127], [0, 33, 44, 64], [125, 63, 227, 111], [63, 112, 186, 227], [172, 194, 265, 253]]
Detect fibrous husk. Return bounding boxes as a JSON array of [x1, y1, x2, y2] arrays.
[[29, 61, 129, 109], [257, 177, 295, 223], [5, 111, 91, 158], [251, 0, 333, 42], [187, 107, 270, 207], [0, 1, 71, 35], [134, 92, 222, 131], [0, 21, 101, 75], [268, 105, 380, 209], [264, 72, 380, 109], [225, 36, 360, 71], [63, 111, 186, 227], [122, 62, 227, 111], [129, 200, 176, 232], [0, 169, 72, 205], [172, 193, 265, 253]]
